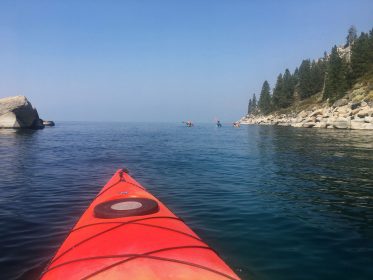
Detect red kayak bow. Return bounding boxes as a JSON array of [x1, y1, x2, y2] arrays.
[[41, 169, 240, 280]]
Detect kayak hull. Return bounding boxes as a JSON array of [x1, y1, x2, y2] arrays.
[[41, 169, 239, 280]]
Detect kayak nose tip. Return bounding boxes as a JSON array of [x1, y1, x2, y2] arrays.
[[121, 168, 129, 174]]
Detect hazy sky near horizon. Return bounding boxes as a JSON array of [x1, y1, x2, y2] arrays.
[[1, 0, 373, 122]]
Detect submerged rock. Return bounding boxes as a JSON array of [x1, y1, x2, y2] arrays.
[[43, 120, 55, 127], [0, 96, 44, 129]]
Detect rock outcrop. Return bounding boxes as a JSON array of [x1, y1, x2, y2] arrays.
[[239, 100, 373, 130], [0, 96, 44, 129], [43, 120, 55, 126]]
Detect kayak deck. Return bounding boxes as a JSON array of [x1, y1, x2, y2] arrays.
[[41, 169, 240, 280]]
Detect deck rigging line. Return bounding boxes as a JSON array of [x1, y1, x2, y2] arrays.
[[48, 216, 185, 266]]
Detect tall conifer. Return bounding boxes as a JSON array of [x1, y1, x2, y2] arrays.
[[282, 69, 294, 107], [324, 46, 348, 102], [351, 32, 372, 80], [298, 59, 312, 99], [258, 81, 272, 114], [248, 99, 252, 114], [252, 94, 257, 109], [272, 74, 283, 109]]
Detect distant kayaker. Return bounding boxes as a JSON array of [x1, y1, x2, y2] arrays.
[[216, 120, 222, 127], [183, 120, 193, 127]]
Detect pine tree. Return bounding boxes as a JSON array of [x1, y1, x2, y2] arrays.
[[369, 28, 373, 71], [272, 74, 283, 109], [292, 67, 299, 92], [252, 94, 257, 109], [258, 81, 272, 114], [293, 67, 299, 81], [323, 46, 348, 102], [346, 25, 357, 46], [248, 99, 252, 114], [282, 69, 294, 107], [271, 69, 296, 109], [309, 59, 325, 94], [351, 32, 372, 81], [298, 59, 313, 99]]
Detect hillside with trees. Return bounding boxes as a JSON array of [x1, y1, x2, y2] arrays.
[[247, 26, 373, 116]]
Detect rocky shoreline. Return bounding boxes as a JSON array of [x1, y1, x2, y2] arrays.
[[239, 99, 373, 130]]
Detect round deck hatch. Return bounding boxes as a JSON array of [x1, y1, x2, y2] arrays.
[[94, 198, 159, 219]]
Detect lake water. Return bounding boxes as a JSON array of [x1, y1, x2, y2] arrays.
[[0, 122, 372, 280]]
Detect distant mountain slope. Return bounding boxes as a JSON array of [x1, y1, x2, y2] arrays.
[[240, 26, 373, 129], [245, 26, 373, 119]]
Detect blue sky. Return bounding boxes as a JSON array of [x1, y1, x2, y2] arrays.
[[1, 0, 373, 122]]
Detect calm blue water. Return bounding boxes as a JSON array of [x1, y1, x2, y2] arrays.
[[0, 122, 372, 280]]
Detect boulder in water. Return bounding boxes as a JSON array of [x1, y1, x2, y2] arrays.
[[0, 96, 44, 129]]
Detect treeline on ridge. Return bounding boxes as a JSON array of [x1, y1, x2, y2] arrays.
[[248, 26, 373, 115]]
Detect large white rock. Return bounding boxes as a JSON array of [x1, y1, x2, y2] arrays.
[[333, 117, 350, 129], [302, 122, 316, 128], [333, 99, 348, 107], [298, 111, 308, 118], [0, 96, 44, 128], [314, 122, 327, 128], [351, 120, 373, 130], [357, 108, 372, 118], [291, 123, 303, 127], [310, 108, 323, 117], [0, 112, 19, 127]]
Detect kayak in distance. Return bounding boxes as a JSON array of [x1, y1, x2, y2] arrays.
[[40, 169, 240, 280], [182, 120, 194, 127]]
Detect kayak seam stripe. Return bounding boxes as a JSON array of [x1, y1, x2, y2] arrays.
[[132, 222, 203, 242], [47, 216, 183, 267], [70, 216, 183, 233], [69, 221, 201, 243], [126, 181, 146, 190], [95, 180, 121, 199], [44, 245, 213, 274], [80, 249, 239, 280], [39, 179, 113, 279]]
